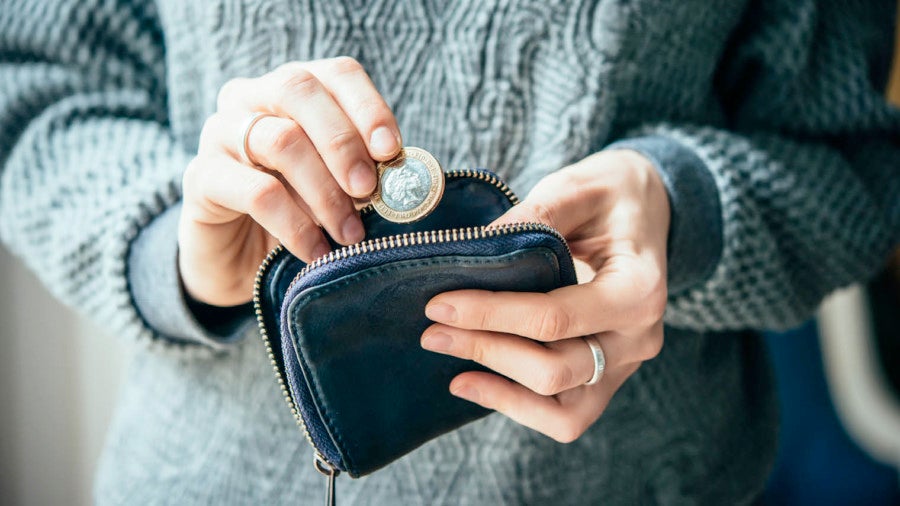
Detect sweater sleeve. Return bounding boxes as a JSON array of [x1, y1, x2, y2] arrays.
[[607, 0, 900, 332], [0, 0, 249, 348]]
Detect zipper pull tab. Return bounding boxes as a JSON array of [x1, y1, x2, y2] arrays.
[[313, 453, 339, 506]]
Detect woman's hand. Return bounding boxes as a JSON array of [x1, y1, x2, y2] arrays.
[[421, 150, 670, 442], [179, 57, 401, 306]]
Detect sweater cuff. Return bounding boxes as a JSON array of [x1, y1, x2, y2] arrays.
[[127, 203, 252, 347], [605, 135, 723, 294]]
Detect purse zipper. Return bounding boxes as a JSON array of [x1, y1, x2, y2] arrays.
[[252, 169, 537, 503], [254, 244, 343, 506], [285, 222, 568, 294]]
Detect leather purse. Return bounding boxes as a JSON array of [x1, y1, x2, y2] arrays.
[[252, 169, 576, 493]]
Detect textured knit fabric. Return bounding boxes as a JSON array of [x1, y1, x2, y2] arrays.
[[1, 1, 898, 505]]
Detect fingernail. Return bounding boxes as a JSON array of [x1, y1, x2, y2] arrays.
[[369, 126, 400, 157], [425, 302, 457, 323], [349, 162, 376, 196], [312, 242, 331, 260], [421, 331, 452, 353], [342, 215, 364, 243], [451, 385, 480, 403]]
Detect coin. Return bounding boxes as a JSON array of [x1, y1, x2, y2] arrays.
[[371, 147, 445, 223]]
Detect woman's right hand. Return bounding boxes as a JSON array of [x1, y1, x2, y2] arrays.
[[178, 57, 402, 306]]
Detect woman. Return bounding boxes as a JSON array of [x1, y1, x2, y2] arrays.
[[1, 0, 898, 504]]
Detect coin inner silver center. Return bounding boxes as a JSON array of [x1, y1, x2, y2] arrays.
[[380, 159, 431, 212]]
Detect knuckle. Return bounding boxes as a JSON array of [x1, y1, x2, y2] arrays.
[[638, 277, 668, 325], [623, 269, 667, 327], [200, 112, 219, 135], [247, 176, 284, 214], [328, 56, 364, 75], [278, 67, 319, 100], [274, 61, 305, 76], [551, 419, 587, 444], [266, 123, 304, 159], [469, 340, 487, 364], [638, 332, 664, 361], [527, 201, 558, 228], [284, 220, 318, 254], [309, 184, 348, 214], [197, 113, 222, 151], [535, 306, 569, 341], [216, 81, 235, 110], [648, 279, 668, 320], [533, 364, 573, 396], [355, 97, 392, 126], [477, 306, 502, 334], [646, 293, 667, 324], [544, 170, 580, 197], [548, 168, 579, 186], [181, 157, 203, 195], [326, 129, 359, 153]]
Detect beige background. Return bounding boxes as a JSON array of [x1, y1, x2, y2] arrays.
[[0, 246, 128, 506]]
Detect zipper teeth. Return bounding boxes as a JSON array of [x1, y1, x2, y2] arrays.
[[252, 168, 527, 468], [252, 244, 318, 450], [359, 168, 519, 217], [287, 222, 567, 294]]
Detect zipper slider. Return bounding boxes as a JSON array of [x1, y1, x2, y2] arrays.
[[313, 452, 339, 506]]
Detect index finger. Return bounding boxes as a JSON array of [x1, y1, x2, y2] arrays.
[[304, 57, 402, 160], [425, 269, 665, 341], [219, 67, 377, 198]]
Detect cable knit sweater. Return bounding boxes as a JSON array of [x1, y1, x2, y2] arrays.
[[2, 1, 898, 504]]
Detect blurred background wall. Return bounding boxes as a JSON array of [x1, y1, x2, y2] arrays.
[[0, 246, 128, 506]]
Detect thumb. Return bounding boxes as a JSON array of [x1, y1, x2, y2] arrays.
[[491, 199, 561, 229], [490, 170, 596, 236]]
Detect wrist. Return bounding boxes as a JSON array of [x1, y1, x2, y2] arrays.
[[603, 136, 723, 294], [591, 149, 671, 245], [128, 203, 251, 346], [177, 216, 256, 307], [614, 148, 670, 208]]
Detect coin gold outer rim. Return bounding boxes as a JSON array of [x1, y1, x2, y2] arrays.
[[371, 147, 445, 224]]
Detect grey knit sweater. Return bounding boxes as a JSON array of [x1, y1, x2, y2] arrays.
[[2, 0, 898, 504]]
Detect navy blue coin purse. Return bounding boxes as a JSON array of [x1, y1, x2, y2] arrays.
[[253, 169, 576, 483]]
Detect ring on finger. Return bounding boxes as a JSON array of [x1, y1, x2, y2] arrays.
[[238, 111, 278, 166], [583, 335, 606, 385]]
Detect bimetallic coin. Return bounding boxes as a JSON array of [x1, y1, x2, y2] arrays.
[[371, 147, 444, 223]]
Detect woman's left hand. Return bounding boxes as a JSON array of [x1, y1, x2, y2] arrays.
[[421, 149, 670, 442]]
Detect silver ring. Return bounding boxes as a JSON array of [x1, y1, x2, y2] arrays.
[[238, 111, 275, 166], [583, 336, 606, 385]]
